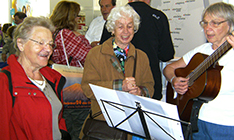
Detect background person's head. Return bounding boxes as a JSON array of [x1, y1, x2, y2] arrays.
[[50, 0, 81, 31], [99, 0, 116, 20], [14, 12, 27, 25], [2, 23, 12, 33], [6, 25, 17, 39]]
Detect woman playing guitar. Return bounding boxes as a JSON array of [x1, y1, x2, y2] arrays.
[[163, 2, 234, 140]]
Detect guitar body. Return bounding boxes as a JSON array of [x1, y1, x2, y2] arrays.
[[166, 53, 223, 122]]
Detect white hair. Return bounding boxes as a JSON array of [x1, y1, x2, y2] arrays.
[[106, 5, 140, 33]]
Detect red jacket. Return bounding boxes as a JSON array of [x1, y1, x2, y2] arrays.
[[0, 55, 67, 140]]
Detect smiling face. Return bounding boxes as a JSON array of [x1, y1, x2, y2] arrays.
[[203, 14, 230, 49], [17, 26, 53, 71], [113, 16, 134, 49]]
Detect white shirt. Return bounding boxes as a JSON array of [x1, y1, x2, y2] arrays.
[[85, 16, 106, 44], [183, 43, 234, 126]]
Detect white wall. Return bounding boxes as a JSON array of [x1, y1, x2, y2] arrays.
[[0, 0, 11, 26], [151, 0, 225, 58], [227, 0, 234, 5], [31, 0, 50, 17], [1, 0, 128, 27]]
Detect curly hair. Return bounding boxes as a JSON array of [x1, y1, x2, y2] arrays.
[[106, 5, 140, 33]]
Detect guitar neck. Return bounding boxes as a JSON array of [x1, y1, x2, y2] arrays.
[[188, 41, 231, 85]]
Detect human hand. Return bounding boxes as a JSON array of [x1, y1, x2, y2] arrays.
[[122, 77, 141, 96], [73, 30, 82, 36], [128, 86, 141, 96], [227, 31, 234, 49], [2, 53, 7, 62], [171, 76, 189, 95], [91, 41, 100, 47]]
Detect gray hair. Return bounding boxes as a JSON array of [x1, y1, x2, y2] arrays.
[[202, 2, 234, 32], [106, 5, 140, 33], [13, 16, 55, 56]]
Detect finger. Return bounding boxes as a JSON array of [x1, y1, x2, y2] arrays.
[[230, 31, 234, 36], [129, 89, 138, 95], [131, 83, 136, 87], [125, 77, 135, 81], [128, 84, 136, 89]]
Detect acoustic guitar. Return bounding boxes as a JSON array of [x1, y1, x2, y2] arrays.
[[166, 40, 232, 122]]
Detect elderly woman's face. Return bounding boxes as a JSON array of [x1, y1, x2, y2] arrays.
[[19, 26, 53, 69], [202, 14, 230, 48], [113, 16, 134, 49]]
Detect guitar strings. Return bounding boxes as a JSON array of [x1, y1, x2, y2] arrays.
[[188, 41, 231, 85]]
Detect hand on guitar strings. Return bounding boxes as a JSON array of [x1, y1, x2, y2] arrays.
[[172, 76, 189, 95], [122, 77, 141, 96]]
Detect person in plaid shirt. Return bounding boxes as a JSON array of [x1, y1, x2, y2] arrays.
[[50, 1, 92, 67], [49, 1, 92, 139]]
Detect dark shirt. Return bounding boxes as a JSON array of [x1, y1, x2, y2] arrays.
[[100, 2, 175, 100]]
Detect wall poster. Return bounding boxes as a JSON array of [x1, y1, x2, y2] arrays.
[[152, 0, 210, 57]]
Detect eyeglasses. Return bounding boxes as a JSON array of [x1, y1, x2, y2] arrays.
[[199, 20, 227, 28], [29, 38, 55, 49]]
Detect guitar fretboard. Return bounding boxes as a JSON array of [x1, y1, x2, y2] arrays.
[[187, 41, 231, 86]]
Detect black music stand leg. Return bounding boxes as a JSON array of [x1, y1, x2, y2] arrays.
[[182, 122, 192, 140], [136, 102, 151, 139]]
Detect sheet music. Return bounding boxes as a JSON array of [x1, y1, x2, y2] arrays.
[[89, 84, 184, 140]]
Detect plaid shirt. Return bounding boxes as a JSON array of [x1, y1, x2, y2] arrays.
[[52, 29, 92, 67]]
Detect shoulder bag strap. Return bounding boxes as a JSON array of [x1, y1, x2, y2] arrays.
[[60, 29, 70, 67], [1, 70, 14, 107], [132, 50, 137, 77]]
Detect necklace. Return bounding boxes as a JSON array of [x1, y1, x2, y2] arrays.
[[27, 73, 52, 101], [30, 78, 45, 86], [28, 73, 45, 87]]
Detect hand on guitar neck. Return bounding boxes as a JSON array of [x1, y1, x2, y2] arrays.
[[227, 31, 234, 48]]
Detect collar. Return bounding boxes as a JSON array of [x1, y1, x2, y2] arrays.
[[112, 39, 129, 56], [4, 55, 61, 87], [101, 37, 136, 58]]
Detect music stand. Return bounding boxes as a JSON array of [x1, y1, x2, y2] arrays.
[[89, 84, 191, 140]]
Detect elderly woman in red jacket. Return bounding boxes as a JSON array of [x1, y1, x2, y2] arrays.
[[0, 17, 70, 140]]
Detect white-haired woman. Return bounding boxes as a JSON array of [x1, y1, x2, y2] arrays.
[[79, 5, 154, 140]]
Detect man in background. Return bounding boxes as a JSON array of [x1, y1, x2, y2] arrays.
[[85, 0, 116, 47], [100, 0, 175, 100], [13, 12, 27, 25]]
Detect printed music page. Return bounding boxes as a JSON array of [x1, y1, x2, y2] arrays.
[[89, 84, 184, 140]]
